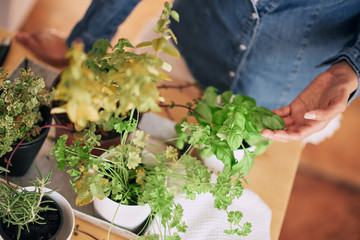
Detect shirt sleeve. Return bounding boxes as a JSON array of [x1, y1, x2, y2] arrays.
[[66, 0, 141, 52], [319, 21, 360, 104]]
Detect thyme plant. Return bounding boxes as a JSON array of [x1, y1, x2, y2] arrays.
[[0, 68, 52, 158]]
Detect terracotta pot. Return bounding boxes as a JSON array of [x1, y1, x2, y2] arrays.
[[51, 109, 121, 156]]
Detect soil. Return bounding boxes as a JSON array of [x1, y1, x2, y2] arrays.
[[0, 196, 63, 240]]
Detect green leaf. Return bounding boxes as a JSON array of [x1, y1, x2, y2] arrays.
[[220, 90, 233, 104], [227, 211, 243, 225], [152, 37, 167, 52], [226, 128, 244, 151], [202, 86, 219, 107], [231, 149, 255, 176], [135, 41, 153, 49], [194, 102, 212, 123], [211, 138, 235, 167], [170, 10, 180, 22], [199, 146, 213, 159], [232, 94, 256, 107], [162, 43, 180, 58], [212, 109, 227, 127], [0, 166, 9, 173]]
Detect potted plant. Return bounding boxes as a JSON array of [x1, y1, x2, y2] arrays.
[[49, 1, 179, 155], [0, 167, 74, 240], [49, 2, 285, 239], [173, 86, 285, 177], [0, 67, 53, 176], [50, 1, 180, 233]]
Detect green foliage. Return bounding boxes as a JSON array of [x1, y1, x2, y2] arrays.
[[175, 87, 285, 176], [51, 125, 149, 206], [0, 169, 56, 240], [51, 2, 179, 132], [51, 2, 254, 239], [0, 67, 52, 158]]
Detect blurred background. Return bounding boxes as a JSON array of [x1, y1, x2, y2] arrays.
[[1, 0, 359, 239]]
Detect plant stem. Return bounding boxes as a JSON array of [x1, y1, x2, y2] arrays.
[[159, 103, 214, 127], [5, 124, 72, 184], [157, 82, 197, 90]]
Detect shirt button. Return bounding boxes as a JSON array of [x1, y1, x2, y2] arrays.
[[229, 71, 236, 77], [252, 12, 258, 19], [239, 44, 247, 51]]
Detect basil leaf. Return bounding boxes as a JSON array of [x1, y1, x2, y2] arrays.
[[199, 146, 213, 159], [194, 102, 212, 123], [232, 95, 256, 108], [221, 91, 233, 104], [202, 86, 219, 107], [227, 128, 244, 151], [249, 107, 285, 130], [211, 138, 235, 167], [231, 149, 255, 176], [212, 109, 227, 127]]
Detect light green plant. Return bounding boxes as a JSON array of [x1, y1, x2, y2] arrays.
[[51, 2, 179, 132], [0, 169, 55, 240]]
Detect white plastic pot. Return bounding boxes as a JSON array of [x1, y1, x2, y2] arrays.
[[93, 150, 154, 232], [202, 146, 256, 173], [93, 197, 151, 232], [22, 187, 75, 240]]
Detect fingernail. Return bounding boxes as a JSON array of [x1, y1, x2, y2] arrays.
[[304, 112, 316, 120]]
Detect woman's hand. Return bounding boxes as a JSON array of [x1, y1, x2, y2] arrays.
[[262, 61, 358, 142]]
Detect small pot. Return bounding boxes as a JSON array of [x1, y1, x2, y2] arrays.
[[93, 197, 151, 233], [0, 106, 52, 177], [92, 150, 155, 233], [51, 109, 121, 156], [202, 145, 256, 173], [0, 187, 74, 240]]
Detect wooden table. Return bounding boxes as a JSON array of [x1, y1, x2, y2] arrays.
[[0, 28, 304, 240]]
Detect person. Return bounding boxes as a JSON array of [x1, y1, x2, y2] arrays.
[[15, 0, 360, 143]]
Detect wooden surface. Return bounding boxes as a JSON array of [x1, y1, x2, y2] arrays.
[[0, 28, 304, 240], [73, 218, 124, 240], [72, 216, 130, 240]]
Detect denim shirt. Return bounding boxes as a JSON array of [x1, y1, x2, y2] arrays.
[[67, 0, 360, 110]]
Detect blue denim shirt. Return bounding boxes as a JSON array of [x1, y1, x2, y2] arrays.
[[67, 0, 360, 110]]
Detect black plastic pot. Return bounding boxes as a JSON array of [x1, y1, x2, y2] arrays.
[[0, 195, 63, 240], [0, 106, 52, 177]]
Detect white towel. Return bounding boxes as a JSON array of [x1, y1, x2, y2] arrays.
[[149, 189, 271, 240]]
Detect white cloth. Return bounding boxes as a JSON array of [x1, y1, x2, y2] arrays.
[[149, 189, 271, 240], [302, 114, 342, 145]]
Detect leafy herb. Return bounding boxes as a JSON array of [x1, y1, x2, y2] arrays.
[[0, 68, 52, 158], [51, 2, 256, 239], [175, 86, 285, 176], [0, 169, 56, 240]]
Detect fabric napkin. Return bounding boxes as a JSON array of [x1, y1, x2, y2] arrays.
[[149, 188, 271, 240]]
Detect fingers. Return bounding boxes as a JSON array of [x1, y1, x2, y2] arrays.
[[304, 100, 346, 122], [261, 119, 327, 142], [15, 32, 40, 48], [15, 29, 69, 66], [272, 105, 291, 118], [261, 129, 290, 142]]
